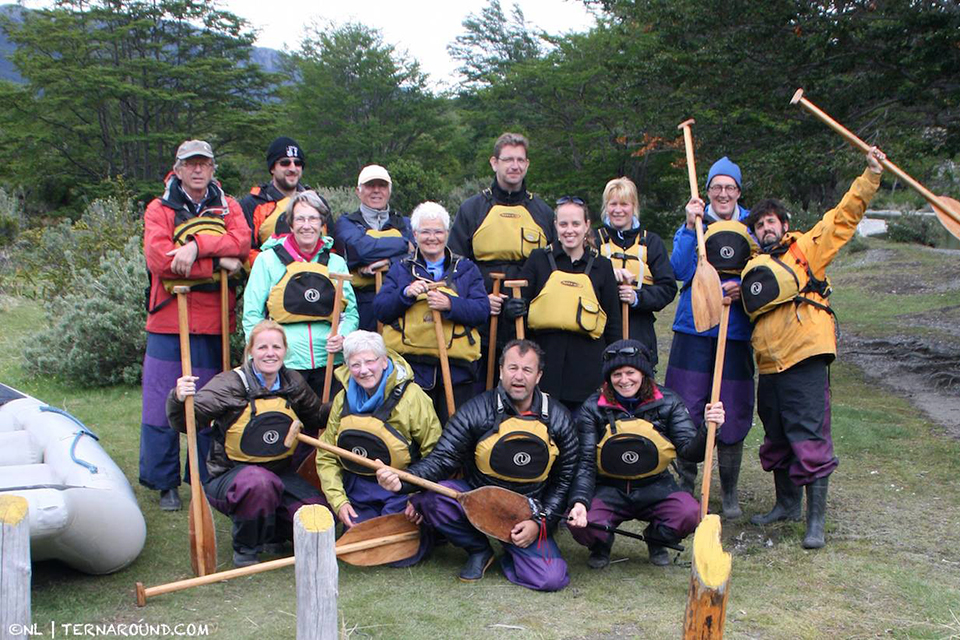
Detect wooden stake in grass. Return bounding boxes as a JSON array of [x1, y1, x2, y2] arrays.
[[683, 514, 732, 640], [295, 505, 338, 640], [1, 495, 30, 637]]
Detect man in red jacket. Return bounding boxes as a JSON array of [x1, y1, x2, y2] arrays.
[[141, 140, 250, 511]]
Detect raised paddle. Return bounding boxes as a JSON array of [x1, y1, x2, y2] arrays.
[[219, 269, 230, 372], [321, 273, 353, 404], [426, 282, 456, 417], [699, 297, 731, 520], [678, 119, 723, 332], [791, 88, 960, 240], [567, 519, 685, 552], [173, 286, 218, 577], [486, 272, 506, 390], [135, 513, 419, 606], [284, 421, 533, 542], [503, 279, 528, 339]]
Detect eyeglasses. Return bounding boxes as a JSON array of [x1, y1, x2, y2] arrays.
[[278, 158, 304, 168], [183, 159, 213, 170], [602, 345, 643, 361], [497, 156, 528, 165], [416, 229, 447, 237], [556, 196, 585, 206], [292, 215, 323, 225], [708, 184, 740, 195]]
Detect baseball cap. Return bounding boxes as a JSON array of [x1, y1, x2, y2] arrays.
[[357, 165, 392, 186]]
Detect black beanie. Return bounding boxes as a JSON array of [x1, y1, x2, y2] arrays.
[[266, 137, 305, 170], [602, 339, 654, 382]]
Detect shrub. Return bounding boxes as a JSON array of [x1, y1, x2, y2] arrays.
[[22, 235, 147, 386], [445, 177, 488, 217], [0, 187, 20, 248], [886, 212, 940, 247], [316, 186, 358, 219], [386, 158, 445, 214]]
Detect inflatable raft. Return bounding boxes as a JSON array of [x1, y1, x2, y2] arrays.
[[0, 384, 146, 574]]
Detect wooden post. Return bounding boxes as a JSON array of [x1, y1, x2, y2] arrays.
[[294, 505, 338, 640], [1, 495, 30, 640], [683, 514, 732, 639]]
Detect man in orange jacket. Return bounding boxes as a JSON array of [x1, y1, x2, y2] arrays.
[[740, 146, 885, 548]]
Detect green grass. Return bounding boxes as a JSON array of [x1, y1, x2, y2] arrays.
[[3, 238, 960, 639]]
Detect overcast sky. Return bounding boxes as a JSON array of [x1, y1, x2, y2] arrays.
[[19, 0, 597, 87]]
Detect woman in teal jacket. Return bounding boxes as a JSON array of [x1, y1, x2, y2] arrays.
[[243, 190, 359, 398]]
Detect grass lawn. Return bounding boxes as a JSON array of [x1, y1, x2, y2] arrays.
[[1, 238, 959, 639]]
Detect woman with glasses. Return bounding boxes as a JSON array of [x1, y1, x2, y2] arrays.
[[510, 196, 621, 414], [595, 177, 677, 363], [567, 340, 724, 567], [374, 202, 490, 424], [243, 191, 359, 400], [664, 157, 756, 520]]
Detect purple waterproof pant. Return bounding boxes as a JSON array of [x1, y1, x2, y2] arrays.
[[568, 486, 700, 550]]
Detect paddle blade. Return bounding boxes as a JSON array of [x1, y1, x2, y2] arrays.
[[296, 450, 322, 491], [189, 494, 218, 576], [337, 514, 420, 566], [691, 258, 723, 332], [458, 486, 533, 543], [933, 195, 960, 241]]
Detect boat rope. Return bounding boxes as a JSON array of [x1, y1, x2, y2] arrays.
[[39, 406, 100, 474]]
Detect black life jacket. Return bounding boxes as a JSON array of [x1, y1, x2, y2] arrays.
[[336, 380, 417, 475], [474, 391, 559, 483], [703, 220, 758, 275], [596, 408, 676, 480], [223, 368, 299, 464], [265, 244, 336, 324]]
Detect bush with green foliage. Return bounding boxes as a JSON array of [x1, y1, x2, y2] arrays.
[[316, 187, 359, 219], [0, 187, 19, 248], [22, 235, 146, 386], [886, 212, 940, 247]]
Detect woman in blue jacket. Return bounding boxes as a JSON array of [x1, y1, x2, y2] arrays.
[[374, 202, 490, 424]]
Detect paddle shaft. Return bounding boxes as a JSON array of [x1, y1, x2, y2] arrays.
[[792, 89, 960, 228], [174, 287, 213, 576], [321, 275, 349, 404], [375, 268, 385, 333], [679, 121, 709, 259], [220, 270, 229, 372], [486, 274, 505, 390], [504, 280, 527, 339], [425, 282, 456, 416], [700, 300, 731, 520], [135, 530, 418, 605]]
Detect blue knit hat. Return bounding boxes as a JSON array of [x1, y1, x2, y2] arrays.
[[707, 156, 741, 189]]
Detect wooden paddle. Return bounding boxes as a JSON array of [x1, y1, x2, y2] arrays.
[[791, 88, 960, 240], [699, 298, 731, 520], [219, 269, 230, 372], [678, 119, 723, 332], [374, 265, 388, 333], [173, 286, 218, 577], [321, 273, 353, 404], [424, 282, 456, 417], [135, 513, 419, 606], [503, 279, 528, 339], [285, 422, 533, 542], [486, 272, 505, 390]]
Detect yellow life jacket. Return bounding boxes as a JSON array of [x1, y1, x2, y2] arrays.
[[382, 259, 481, 363], [161, 211, 228, 293], [223, 368, 299, 464], [596, 410, 676, 480], [257, 197, 292, 245], [740, 239, 834, 322], [335, 381, 417, 475], [598, 227, 654, 286], [475, 391, 559, 483], [704, 220, 758, 275], [472, 197, 547, 262], [265, 244, 336, 324], [351, 226, 406, 289], [528, 251, 607, 339]]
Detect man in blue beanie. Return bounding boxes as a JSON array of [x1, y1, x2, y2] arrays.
[[664, 156, 756, 520]]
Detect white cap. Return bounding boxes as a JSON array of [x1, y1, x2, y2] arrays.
[[357, 164, 392, 186], [175, 140, 214, 160]]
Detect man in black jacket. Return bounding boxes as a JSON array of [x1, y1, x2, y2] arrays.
[[376, 339, 577, 591]]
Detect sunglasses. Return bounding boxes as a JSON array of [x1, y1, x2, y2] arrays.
[[602, 345, 644, 361], [556, 195, 585, 206], [277, 158, 304, 168]]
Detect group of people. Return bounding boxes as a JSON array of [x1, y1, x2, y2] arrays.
[[142, 130, 887, 591]]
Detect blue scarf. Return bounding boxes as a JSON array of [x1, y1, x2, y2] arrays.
[[425, 257, 445, 282], [346, 360, 394, 414]]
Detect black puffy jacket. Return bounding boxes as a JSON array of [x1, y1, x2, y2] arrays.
[[568, 385, 708, 508], [404, 386, 579, 530]]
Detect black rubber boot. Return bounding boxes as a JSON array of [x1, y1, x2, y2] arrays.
[[750, 469, 802, 525], [159, 489, 181, 511], [587, 537, 613, 569], [717, 441, 744, 520], [801, 476, 829, 549], [645, 524, 677, 567], [458, 546, 495, 582], [674, 459, 698, 495]]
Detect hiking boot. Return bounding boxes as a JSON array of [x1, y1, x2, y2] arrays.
[[587, 539, 613, 570], [717, 441, 744, 520], [159, 489, 181, 511], [262, 542, 288, 556], [674, 459, 698, 495], [648, 544, 670, 566], [801, 476, 829, 549], [233, 551, 259, 568], [458, 547, 495, 582], [750, 469, 802, 525]]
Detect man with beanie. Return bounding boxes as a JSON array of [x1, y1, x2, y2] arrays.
[[448, 133, 556, 376], [664, 156, 756, 520], [742, 147, 885, 549], [569, 340, 724, 567], [241, 136, 308, 265], [334, 165, 414, 331]]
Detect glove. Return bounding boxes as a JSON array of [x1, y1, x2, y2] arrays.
[[502, 297, 528, 320]]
